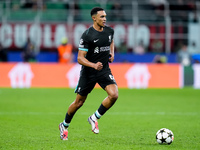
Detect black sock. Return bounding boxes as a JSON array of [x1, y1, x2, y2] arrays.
[[95, 104, 108, 119], [64, 112, 74, 127]]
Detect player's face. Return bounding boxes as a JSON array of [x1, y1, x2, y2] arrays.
[[95, 10, 106, 27]]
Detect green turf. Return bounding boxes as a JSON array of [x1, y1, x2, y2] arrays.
[[0, 88, 200, 150]]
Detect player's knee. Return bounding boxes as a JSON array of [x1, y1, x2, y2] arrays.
[[76, 101, 85, 108], [74, 95, 87, 108], [74, 99, 85, 108], [109, 92, 118, 102]]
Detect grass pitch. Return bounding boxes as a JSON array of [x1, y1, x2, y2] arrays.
[[0, 88, 200, 150]]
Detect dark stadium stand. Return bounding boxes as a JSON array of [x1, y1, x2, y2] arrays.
[[0, 0, 200, 63]]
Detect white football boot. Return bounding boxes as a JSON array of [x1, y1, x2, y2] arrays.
[[59, 122, 68, 140], [88, 116, 99, 134]]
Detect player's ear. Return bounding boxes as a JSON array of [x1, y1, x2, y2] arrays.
[[92, 15, 96, 21]]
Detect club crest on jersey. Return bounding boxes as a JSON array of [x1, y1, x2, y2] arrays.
[[79, 39, 83, 44], [109, 35, 112, 42], [94, 47, 99, 53], [79, 39, 84, 48]]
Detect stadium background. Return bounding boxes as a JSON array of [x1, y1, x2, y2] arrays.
[[0, 0, 200, 88]]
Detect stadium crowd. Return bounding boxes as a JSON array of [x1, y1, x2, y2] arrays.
[[0, 0, 200, 64]]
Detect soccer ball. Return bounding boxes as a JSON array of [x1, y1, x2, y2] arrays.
[[156, 128, 174, 145]]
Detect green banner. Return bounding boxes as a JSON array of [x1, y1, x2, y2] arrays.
[[184, 66, 194, 86]]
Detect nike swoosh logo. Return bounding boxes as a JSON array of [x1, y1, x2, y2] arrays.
[[94, 39, 99, 43]]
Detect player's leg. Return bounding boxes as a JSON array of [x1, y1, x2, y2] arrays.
[[64, 94, 87, 127], [91, 83, 118, 119], [59, 75, 96, 140], [59, 94, 87, 140], [88, 84, 118, 133], [102, 84, 118, 109]]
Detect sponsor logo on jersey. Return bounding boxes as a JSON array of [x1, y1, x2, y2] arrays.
[[100, 46, 110, 52], [94, 47, 99, 53], [93, 46, 110, 53]]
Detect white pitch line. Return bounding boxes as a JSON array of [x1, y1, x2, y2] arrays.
[[106, 112, 199, 116], [0, 112, 62, 115], [0, 112, 198, 116]]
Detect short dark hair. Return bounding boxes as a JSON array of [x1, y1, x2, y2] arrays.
[[90, 7, 104, 16]]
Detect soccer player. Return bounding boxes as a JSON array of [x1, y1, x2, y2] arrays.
[[59, 7, 118, 140]]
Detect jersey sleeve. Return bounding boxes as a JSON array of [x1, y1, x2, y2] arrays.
[[78, 30, 89, 52], [111, 27, 114, 41], [106, 26, 114, 42]]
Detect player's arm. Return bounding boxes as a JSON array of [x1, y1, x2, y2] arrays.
[[77, 50, 103, 71], [109, 40, 114, 63]]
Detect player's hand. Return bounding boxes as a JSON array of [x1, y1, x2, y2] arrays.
[[94, 62, 103, 71], [109, 53, 114, 63]]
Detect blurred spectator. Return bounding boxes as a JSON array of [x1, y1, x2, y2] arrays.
[[188, 0, 198, 22], [153, 54, 167, 63], [21, 38, 36, 62], [188, 11, 198, 23], [149, 0, 166, 21], [21, 0, 35, 9], [186, 0, 197, 13], [174, 40, 184, 53], [110, 1, 124, 21], [169, 0, 190, 22], [187, 41, 200, 55], [177, 44, 191, 66], [0, 43, 8, 62], [151, 39, 164, 53], [57, 37, 74, 63], [21, 0, 45, 10], [134, 40, 146, 54], [11, 0, 21, 10], [65, 0, 81, 21], [117, 40, 127, 53]]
